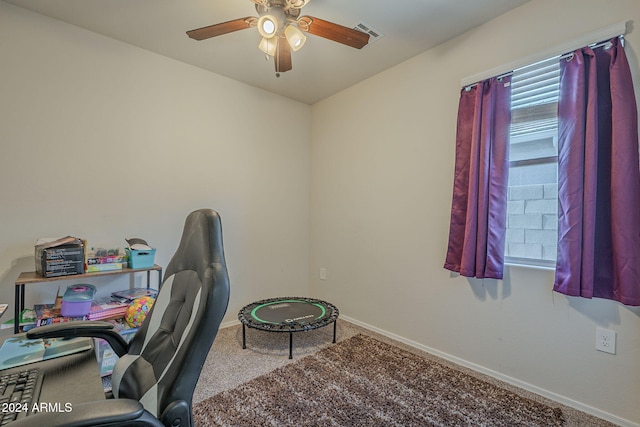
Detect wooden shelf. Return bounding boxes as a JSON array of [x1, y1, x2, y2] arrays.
[[13, 265, 162, 334], [16, 264, 162, 285]]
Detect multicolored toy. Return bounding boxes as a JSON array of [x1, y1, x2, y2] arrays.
[[125, 295, 155, 327]]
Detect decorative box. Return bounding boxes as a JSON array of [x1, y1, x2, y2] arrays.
[[126, 248, 156, 269]]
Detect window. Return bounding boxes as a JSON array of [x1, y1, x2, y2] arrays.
[[505, 57, 560, 267]]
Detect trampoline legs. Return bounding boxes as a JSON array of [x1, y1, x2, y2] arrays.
[[333, 320, 337, 343], [239, 315, 338, 359], [289, 332, 293, 359], [242, 327, 293, 359], [242, 324, 246, 349]]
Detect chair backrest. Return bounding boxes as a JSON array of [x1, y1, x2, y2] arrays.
[[110, 209, 230, 426]]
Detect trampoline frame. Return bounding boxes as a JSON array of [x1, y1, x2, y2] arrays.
[[238, 297, 339, 359]]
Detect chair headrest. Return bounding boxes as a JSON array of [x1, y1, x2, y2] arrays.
[[164, 209, 226, 283]]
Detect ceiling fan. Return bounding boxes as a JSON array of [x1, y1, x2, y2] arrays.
[[186, 0, 370, 76]]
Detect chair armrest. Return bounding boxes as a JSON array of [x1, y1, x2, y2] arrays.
[[10, 399, 163, 427], [26, 321, 130, 357]]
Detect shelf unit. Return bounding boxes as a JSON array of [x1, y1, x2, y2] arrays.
[[13, 265, 162, 334]]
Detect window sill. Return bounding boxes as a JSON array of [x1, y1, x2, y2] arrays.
[[505, 258, 556, 272]]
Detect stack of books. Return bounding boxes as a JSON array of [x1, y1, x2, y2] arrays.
[[87, 297, 129, 321], [111, 287, 158, 302], [34, 304, 87, 327], [85, 248, 127, 273]]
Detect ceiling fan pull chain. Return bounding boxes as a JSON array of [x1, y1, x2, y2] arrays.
[[275, 40, 280, 78]]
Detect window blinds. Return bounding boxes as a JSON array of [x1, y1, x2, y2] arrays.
[[510, 56, 560, 137]]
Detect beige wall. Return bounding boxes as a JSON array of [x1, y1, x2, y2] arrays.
[[310, 0, 640, 424], [0, 2, 311, 320]]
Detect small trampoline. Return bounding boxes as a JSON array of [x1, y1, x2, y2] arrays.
[[238, 297, 339, 359]]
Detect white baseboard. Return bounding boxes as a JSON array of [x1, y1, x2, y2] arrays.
[[339, 315, 637, 427], [219, 319, 241, 329]]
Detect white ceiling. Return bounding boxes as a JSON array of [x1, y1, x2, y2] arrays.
[[3, 0, 530, 104]]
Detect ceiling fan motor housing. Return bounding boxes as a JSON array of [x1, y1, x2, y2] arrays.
[[256, 0, 302, 30]]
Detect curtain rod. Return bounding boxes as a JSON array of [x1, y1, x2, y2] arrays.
[[460, 21, 628, 87], [463, 35, 625, 91], [559, 36, 623, 61]]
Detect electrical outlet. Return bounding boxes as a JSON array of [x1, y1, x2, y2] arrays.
[[595, 327, 616, 354], [319, 268, 326, 280]]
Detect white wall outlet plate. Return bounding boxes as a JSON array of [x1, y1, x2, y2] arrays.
[[595, 327, 616, 355]]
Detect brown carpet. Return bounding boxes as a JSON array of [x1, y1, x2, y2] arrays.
[[193, 334, 564, 426]]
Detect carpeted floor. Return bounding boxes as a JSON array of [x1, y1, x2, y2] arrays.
[[193, 320, 616, 426]]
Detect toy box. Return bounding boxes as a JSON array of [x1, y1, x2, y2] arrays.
[[61, 284, 96, 317]]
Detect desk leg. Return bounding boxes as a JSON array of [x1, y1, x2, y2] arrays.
[[14, 284, 21, 334], [242, 325, 246, 349], [289, 332, 293, 359]]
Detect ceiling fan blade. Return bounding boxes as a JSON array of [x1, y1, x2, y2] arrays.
[[275, 35, 292, 73], [298, 16, 370, 49], [187, 17, 255, 41]]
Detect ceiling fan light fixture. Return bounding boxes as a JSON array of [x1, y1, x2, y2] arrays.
[[284, 24, 306, 51], [258, 36, 278, 56], [257, 15, 278, 38]]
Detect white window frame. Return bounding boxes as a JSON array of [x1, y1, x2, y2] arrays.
[[504, 58, 559, 268]]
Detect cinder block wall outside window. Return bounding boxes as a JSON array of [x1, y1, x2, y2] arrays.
[[506, 183, 558, 261]]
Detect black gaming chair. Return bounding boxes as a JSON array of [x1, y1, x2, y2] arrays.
[[21, 209, 231, 426]]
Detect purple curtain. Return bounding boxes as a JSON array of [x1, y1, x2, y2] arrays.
[[444, 76, 511, 279], [554, 37, 640, 306]]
